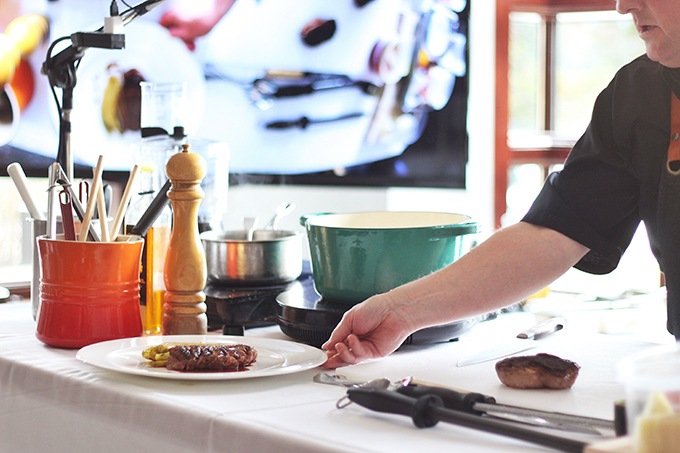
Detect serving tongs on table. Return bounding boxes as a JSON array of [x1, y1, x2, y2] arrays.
[[342, 388, 621, 453], [314, 373, 613, 436]]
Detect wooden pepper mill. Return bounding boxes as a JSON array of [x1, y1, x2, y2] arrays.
[[162, 143, 208, 335]]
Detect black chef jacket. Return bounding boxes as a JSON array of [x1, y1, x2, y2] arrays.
[[523, 54, 680, 337]]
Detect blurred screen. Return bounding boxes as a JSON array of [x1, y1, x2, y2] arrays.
[[1, 0, 469, 188]]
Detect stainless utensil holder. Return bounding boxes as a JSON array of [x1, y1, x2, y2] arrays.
[[31, 219, 47, 320]]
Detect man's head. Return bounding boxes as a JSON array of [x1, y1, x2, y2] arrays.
[[617, 0, 680, 68]]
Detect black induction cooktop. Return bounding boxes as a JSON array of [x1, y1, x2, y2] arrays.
[[205, 262, 480, 348], [275, 276, 480, 348]]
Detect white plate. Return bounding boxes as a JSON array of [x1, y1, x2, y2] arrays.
[[76, 335, 327, 380]]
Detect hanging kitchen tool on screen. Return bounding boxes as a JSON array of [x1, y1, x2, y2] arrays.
[[193, 0, 468, 175]]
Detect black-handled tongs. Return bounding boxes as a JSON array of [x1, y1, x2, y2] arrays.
[[345, 388, 593, 453], [396, 384, 614, 433]]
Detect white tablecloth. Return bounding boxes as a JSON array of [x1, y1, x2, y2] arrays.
[[0, 300, 672, 453]]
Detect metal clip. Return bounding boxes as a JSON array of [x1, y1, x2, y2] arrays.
[[336, 394, 353, 409]]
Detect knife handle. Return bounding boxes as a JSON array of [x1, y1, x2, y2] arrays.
[[516, 317, 564, 340], [347, 388, 443, 428], [397, 385, 488, 415], [130, 179, 171, 237], [407, 378, 496, 404]]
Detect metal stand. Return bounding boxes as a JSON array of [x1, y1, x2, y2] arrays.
[[42, 32, 124, 181], [40, 0, 166, 180]]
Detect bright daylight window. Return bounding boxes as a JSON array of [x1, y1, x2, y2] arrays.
[[504, 9, 645, 225], [508, 10, 643, 145], [553, 11, 644, 137]]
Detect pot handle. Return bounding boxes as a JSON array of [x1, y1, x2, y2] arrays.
[[299, 212, 334, 227], [432, 221, 481, 238]]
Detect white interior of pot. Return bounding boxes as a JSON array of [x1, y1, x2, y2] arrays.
[[306, 212, 472, 229]]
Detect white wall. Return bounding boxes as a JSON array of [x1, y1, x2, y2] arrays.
[[222, 1, 497, 238]]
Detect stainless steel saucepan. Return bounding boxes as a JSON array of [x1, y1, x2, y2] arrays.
[[201, 229, 304, 286]]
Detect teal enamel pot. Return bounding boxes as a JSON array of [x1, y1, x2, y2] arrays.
[[300, 211, 480, 305]]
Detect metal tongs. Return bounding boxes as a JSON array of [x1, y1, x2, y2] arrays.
[[316, 373, 612, 436], [343, 388, 603, 453], [391, 385, 613, 434]]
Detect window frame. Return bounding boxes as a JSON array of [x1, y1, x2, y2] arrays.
[[494, 0, 618, 228]]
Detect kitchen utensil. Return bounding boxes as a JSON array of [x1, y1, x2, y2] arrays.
[[110, 165, 140, 241], [127, 179, 171, 240], [96, 178, 110, 242], [201, 229, 303, 286], [397, 385, 614, 433], [7, 162, 44, 220], [244, 217, 258, 241], [313, 373, 403, 390], [78, 156, 105, 242], [264, 203, 295, 230], [405, 378, 496, 402], [300, 211, 480, 304], [46, 162, 58, 239], [103, 184, 113, 218], [345, 388, 590, 453], [456, 317, 564, 367], [264, 112, 364, 130], [320, 374, 606, 435], [55, 168, 100, 242], [78, 180, 89, 205], [36, 235, 144, 348], [30, 218, 47, 319], [162, 143, 208, 335], [59, 189, 76, 241]]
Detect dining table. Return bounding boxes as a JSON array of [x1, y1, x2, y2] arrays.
[[0, 296, 674, 453]]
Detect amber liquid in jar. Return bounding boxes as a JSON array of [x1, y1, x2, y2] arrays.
[[125, 166, 172, 335], [144, 224, 171, 334]]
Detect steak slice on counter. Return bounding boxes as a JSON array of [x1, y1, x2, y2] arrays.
[[495, 353, 580, 389], [166, 344, 257, 371]]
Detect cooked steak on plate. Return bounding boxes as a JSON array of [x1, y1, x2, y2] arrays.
[[166, 344, 257, 371], [142, 343, 257, 371]]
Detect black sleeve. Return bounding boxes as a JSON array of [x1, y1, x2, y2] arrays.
[[522, 80, 642, 275]]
